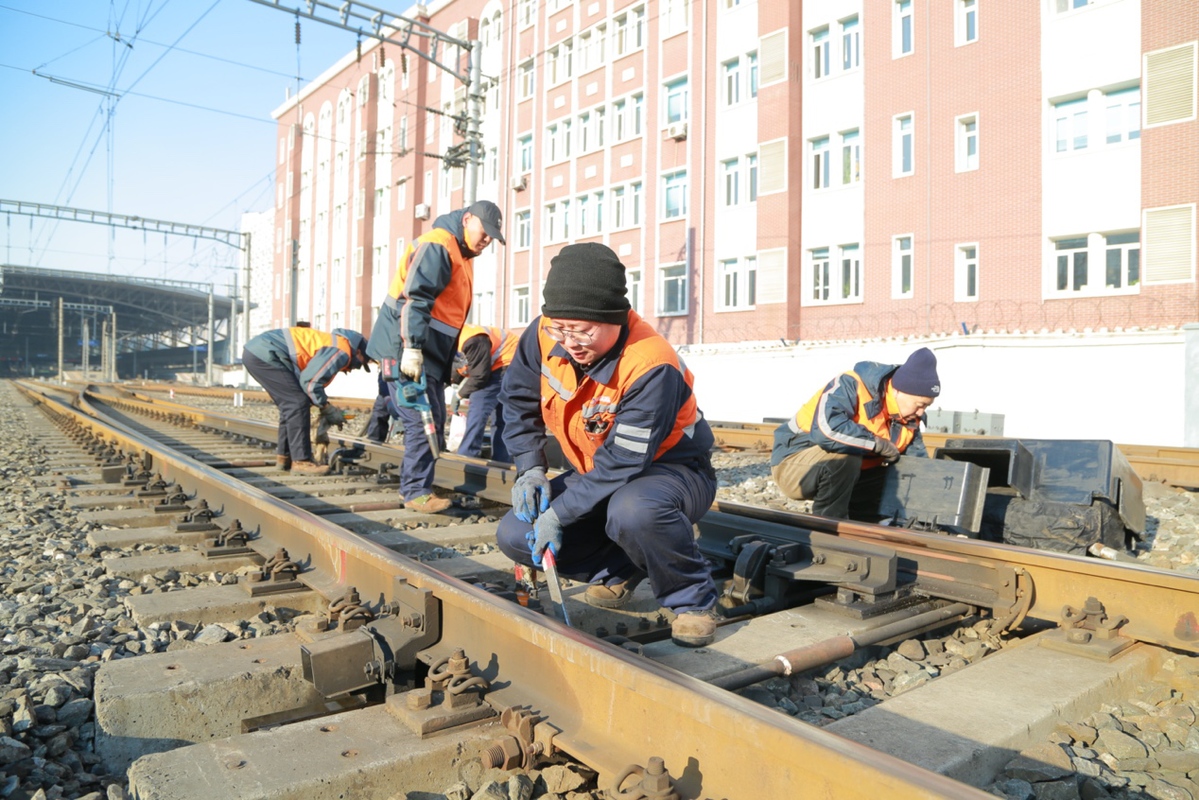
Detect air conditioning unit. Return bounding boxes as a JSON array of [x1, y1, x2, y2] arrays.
[[509, 175, 528, 191], [414, 203, 431, 220], [667, 121, 688, 141]]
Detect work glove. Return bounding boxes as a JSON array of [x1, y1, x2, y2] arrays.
[[400, 349, 424, 380], [320, 404, 347, 427], [511, 466, 551, 523], [873, 436, 901, 463], [525, 506, 563, 567]]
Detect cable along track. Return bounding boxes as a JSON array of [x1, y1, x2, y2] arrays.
[[16, 381, 1199, 800]]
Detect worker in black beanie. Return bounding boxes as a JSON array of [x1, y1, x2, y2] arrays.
[[496, 243, 723, 647]]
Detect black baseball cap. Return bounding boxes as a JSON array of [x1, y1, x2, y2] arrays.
[[466, 200, 505, 245]]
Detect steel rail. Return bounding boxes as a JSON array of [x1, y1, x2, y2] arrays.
[[16, 381, 989, 799], [715, 501, 1199, 655]]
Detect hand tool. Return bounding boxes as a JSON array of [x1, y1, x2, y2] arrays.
[[541, 548, 571, 627], [395, 372, 441, 457]]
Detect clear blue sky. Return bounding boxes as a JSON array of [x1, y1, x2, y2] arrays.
[[0, 0, 362, 294]]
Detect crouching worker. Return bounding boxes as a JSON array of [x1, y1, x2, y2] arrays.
[[770, 347, 940, 521], [242, 326, 372, 475], [495, 243, 721, 647]]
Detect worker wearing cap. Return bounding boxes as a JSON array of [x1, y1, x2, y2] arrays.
[[454, 323, 518, 461], [366, 200, 506, 513], [495, 243, 721, 648], [243, 326, 372, 476], [770, 348, 941, 520]]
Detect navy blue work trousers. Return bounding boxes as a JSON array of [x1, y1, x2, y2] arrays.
[[384, 376, 447, 502], [457, 377, 509, 462], [495, 463, 718, 613], [242, 350, 313, 462], [365, 374, 399, 443]]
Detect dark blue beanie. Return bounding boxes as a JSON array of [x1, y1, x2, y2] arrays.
[[892, 348, 941, 397]]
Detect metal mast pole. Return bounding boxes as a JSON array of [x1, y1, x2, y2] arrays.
[[465, 40, 482, 205], [207, 285, 215, 386], [57, 297, 63, 384], [81, 318, 89, 381], [111, 311, 118, 380], [242, 231, 252, 354]]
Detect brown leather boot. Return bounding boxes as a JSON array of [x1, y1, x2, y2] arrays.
[[290, 460, 330, 476], [276, 455, 292, 471], [584, 572, 647, 608], [405, 494, 452, 513], [671, 608, 721, 648]]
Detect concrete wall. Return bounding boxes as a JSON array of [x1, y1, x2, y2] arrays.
[[682, 328, 1185, 446]]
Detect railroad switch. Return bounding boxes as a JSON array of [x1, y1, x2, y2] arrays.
[[610, 756, 680, 800], [1041, 596, 1134, 661], [172, 499, 220, 533], [200, 519, 254, 558]]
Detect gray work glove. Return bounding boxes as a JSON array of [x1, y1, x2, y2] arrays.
[[320, 404, 347, 427], [511, 466, 551, 523], [873, 436, 901, 463], [525, 506, 563, 567]]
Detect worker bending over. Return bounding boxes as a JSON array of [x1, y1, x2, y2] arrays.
[[770, 347, 941, 520], [242, 326, 372, 475], [454, 323, 518, 461], [495, 243, 722, 647]]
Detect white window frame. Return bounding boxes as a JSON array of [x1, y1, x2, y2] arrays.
[[1103, 231, 1141, 291], [516, 210, 531, 249], [841, 129, 861, 184], [747, 153, 759, 201], [811, 136, 831, 190], [627, 268, 643, 314], [811, 27, 830, 80], [956, 113, 979, 172], [722, 158, 740, 206], [519, 135, 533, 172], [658, 263, 689, 316], [662, 170, 688, 219], [810, 247, 831, 302], [512, 286, 531, 327], [841, 16, 860, 71], [894, 0, 913, 58], [519, 60, 535, 99], [717, 256, 757, 311], [1052, 235, 1092, 294], [664, 77, 689, 124], [1105, 86, 1141, 144], [893, 235, 914, 299], [723, 57, 742, 106], [1054, 0, 1095, 13], [956, 0, 978, 46], [1053, 97, 1088, 153], [955, 243, 979, 301], [837, 244, 862, 302], [894, 113, 914, 177]]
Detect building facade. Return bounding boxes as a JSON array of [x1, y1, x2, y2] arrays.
[[269, 0, 1197, 346]]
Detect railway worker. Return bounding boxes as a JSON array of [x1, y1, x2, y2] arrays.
[[366, 200, 506, 513], [242, 326, 373, 476], [495, 243, 722, 648], [770, 348, 940, 521], [453, 323, 518, 461]]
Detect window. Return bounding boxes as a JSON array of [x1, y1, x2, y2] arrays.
[[956, 244, 979, 301], [839, 245, 861, 301], [956, 114, 979, 171], [895, 0, 913, 57], [399, 117, 409, 152], [894, 114, 914, 176], [894, 236, 913, 298], [748, 52, 759, 98], [516, 211, 531, 248], [722, 158, 740, 206], [723, 58, 742, 106], [519, 135, 533, 172], [956, 0, 977, 45], [373, 244, 387, 277], [547, 124, 559, 162], [1105, 232, 1140, 289], [357, 75, 369, 106], [1055, 0, 1093, 11], [811, 248, 830, 301], [747, 153, 759, 201], [665, 78, 689, 124], [1054, 237, 1089, 292], [812, 28, 830, 80], [579, 112, 591, 152], [512, 286, 531, 326], [1105, 87, 1141, 144], [614, 99, 628, 140], [842, 17, 860, 70], [811, 137, 830, 189], [718, 256, 757, 310], [356, 132, 366, 162], [663, 171, 688, 218], [593, 190, 605, 233], [577, 195, 590, 237], [631, 182, 643, 225], [841, 129, 861, 183], [561, 119, 573, 159], [632, 93, 644, 135], [659, 264, 688, 315], [594, 107, 606, 148], [613, 187, 627, 228], [374, 187, 387, 218], [662, 0, 689, 37], [1054, 98, 1088, 153], [628, 269, 642, 314], [519, 0, 535, 27], [519, 60, 535, 99]]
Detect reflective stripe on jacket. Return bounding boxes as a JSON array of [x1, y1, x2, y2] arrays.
[[457, 323, 518, 371], [366, 209, 474, 383], [770, 360, 927, 471]]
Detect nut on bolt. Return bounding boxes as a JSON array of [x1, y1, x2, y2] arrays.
[[480, 734, 524, 770], [643, 756, 673, 794]]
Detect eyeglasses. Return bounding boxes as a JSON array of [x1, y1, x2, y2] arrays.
[[544, 325, 596, 345]]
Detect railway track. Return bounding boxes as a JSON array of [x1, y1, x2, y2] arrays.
[[10, 379, 1199, 800]]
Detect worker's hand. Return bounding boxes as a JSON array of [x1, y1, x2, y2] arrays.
[[525, 506, 563, 567], [873, 436, 901, 463], [511, 466, 551, 523], [400, 349, 424, 380], [320, 404, 347, 427], [379, 357, 401, 382]]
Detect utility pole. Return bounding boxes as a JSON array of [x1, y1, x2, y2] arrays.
[[111, 311, 118, 380], [207, 284, 215, 386], [57, 297, 63, 384], [243, 231, 252, 357], [81, 318, 89, 381]]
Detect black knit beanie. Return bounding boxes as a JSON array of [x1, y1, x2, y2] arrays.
[[891, 347, 941, 397], [541, 242, 631, 325]]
